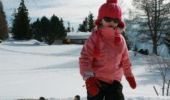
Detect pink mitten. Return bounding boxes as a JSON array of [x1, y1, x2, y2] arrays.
[[126, 76, 137, 89], [85, 77, 100, 96]]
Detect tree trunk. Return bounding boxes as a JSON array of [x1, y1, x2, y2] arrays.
[[162, 77, 166, 96], [153, 42, 158, 55], [167, 80, 170, 96], [152, 35, 158, 55], [153, 86, 159, 96]]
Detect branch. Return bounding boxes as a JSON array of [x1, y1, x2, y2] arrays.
[[167, 80, 170, 96], [153, 86, 159, 96], [145, 3, 154, 36]]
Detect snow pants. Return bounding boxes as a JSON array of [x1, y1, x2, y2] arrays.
[[87, 80, 124, 100]]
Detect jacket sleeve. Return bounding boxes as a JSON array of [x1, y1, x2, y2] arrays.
[[79, 31, 97, 80], [120, 38, 134, 77]]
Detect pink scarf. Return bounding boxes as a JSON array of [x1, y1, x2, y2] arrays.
[[99, 27, 122, 45]]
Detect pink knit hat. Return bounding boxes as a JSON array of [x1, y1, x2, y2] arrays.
[[95, 0, 125, 28]]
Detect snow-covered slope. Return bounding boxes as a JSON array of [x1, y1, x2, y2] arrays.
[[0, 40, 170, 100]]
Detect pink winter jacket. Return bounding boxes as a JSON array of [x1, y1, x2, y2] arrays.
[[79, 27, 133, 84]]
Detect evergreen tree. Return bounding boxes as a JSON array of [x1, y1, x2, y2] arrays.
[[0, 0, 8, 40], [40, 16, 50, 42], [67, 22, 71, 32], [88, 12, 94, 32], [78, 17, 88, 32], [48, 15, 60, 44], [31, 18, 42, 41], [12, 0, 31, 40], [58, 18, 66, 39], [47, 15, 66, 44], [78, 12, 95, 32], [78, 24, 84, 32], [31, 15, 66, 45]]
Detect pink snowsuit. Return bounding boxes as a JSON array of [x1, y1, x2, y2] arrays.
[[79, 28, 133, 84]]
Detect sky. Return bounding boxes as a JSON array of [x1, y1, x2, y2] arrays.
[[1, 0, 133, 29]]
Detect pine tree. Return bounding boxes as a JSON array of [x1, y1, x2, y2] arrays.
[[88, 12, 94, 32], [31, 15, 66, 45], [67, 22, 71, 32], [0, 0, 8, 40], [12, 0, 31, 40], [78, 12, 95, 32], [48, 15, 60, 44], [78, 17, 88, 32], [58, 18, 66, 39], [40, 16, 50, 42], [31, 18, 42, 41], [78, 24, 84, 32]]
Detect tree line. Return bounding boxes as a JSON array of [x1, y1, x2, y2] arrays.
[[0, 0, 67, 45], [11, 0, 67, 45], [0, 0, 96, 44], [31, 15, 66, 45]]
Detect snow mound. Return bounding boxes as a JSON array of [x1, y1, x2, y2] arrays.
[[1, 39, 46, 46], [66, 32, 91, 39]]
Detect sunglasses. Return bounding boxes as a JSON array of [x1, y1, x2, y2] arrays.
[[103, 17, 120, 23]]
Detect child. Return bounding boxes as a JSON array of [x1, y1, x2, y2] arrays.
[[79, 0, 137, 100]]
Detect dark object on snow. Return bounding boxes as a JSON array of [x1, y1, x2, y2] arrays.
[[74, 95, 80, 100], [39, 97, 46, 100], [138, 49, 149, 55]]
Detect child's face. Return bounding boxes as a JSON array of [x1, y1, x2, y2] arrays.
[[101, 17, 119, 28]]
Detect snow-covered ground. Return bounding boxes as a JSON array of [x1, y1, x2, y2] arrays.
[[0, 40, 170, 100]]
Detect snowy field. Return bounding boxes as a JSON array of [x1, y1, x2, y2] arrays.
[[0, 40, 170, 100]]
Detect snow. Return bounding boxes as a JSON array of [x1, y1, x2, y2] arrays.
[[66, 32, 91, 39], [0, 40, 170, 100]]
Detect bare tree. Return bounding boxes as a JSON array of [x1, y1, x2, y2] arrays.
[[133, 0, 170, 55], [146, 54, 170, 96]]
